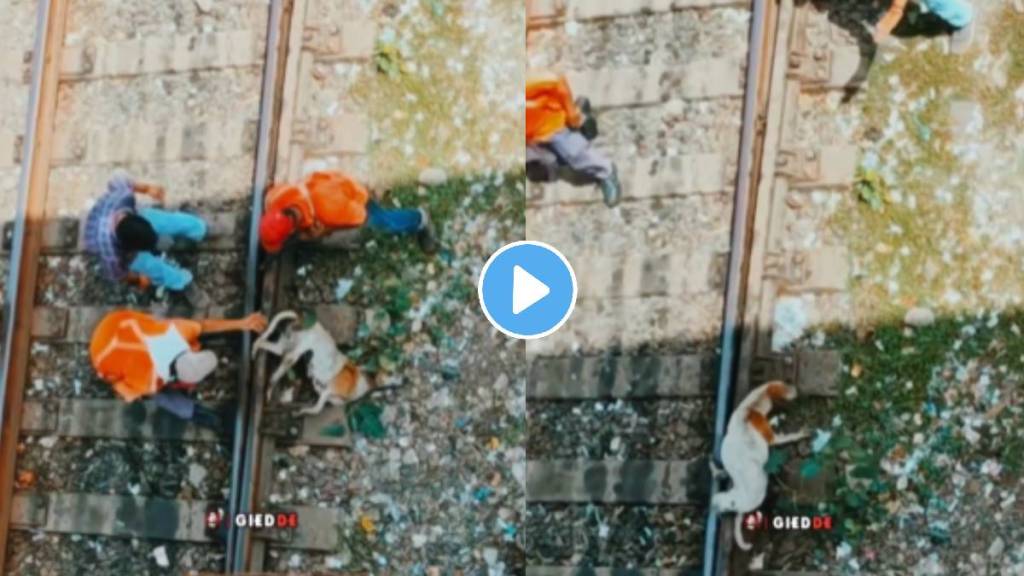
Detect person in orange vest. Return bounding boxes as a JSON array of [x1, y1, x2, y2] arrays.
[[258, 170, 435, 254], [526, 68, 621, 207], [90, 309, 267, 430]]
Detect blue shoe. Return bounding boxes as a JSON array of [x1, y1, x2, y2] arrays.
[[600, 166, 621, 208]]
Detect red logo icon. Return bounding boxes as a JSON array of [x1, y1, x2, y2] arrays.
[[206, 507, 224, 530]]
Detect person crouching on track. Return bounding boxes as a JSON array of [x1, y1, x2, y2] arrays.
[[526, 68, 621, 207], [258, 170, 436, 254], [89, 309, 268, 432], [84, 174, 208, 304]]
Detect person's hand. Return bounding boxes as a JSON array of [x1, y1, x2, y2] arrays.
[[148, 185, 166, 203], [242, 313, 268, 333], [125, 274, 151, 290], [873, 25, 889, 43], [566, 111, 584, 130], [308, 220, 327, 238]]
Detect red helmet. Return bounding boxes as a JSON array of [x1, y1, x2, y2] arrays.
[[259, 210, 296, 254]]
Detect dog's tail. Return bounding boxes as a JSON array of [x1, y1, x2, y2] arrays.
[[734, 513, 753, 551], [251, 310, 299, 359]]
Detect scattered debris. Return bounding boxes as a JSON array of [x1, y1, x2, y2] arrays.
[[418, 167, 448, 186], [151, 546, 169, 568], [904, 307, 936, 327], [188, 463, 207, 488], [988, 536, 1005, 558], [811, 430, 832, 453], [772, 296, 809, 351], [359, 515, 376, 535], [348, 402, 386, 439], [334, 278, 354, 302]]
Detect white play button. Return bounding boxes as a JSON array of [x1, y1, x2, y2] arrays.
[[512, 265, 550, 315]]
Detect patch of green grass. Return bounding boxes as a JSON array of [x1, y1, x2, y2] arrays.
[[338, 172, 524, 376], [816, 311, 1024, 542]]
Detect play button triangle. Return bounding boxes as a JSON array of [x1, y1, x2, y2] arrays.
[[512, 265, 550, 315]]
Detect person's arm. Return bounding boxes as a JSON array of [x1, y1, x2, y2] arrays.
[[199, 313, 268, 334], [874, 0, 908, 42], [111, 377, 143, 403], [132, 182, 166, 203], [555, 76, 584, 129], [123, 273, 151, 289]]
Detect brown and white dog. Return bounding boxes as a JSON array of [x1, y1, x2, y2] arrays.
[[710, 381, 806, 550], [252, 310, 375, 417]]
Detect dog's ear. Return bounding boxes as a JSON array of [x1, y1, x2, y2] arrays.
[[300, 309, 317, 329]]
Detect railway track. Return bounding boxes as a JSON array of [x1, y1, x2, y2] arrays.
[[2, 0, 525, 573], [231, 0, 374, 570], [0, 1, 271, 573], [236, 1, 525, 572], [525, 0, 757, 573], [523, 0, 850, 574]]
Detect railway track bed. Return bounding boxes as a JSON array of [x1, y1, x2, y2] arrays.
[[4, 0, 1016, 574]]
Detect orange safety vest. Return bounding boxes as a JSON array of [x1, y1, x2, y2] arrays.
[[265, 171, 369, 232], [89, 311, 203, 402], [526, 70, 582, 145]]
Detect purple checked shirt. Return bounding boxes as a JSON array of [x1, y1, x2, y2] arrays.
[[84, 175, 136, 280]]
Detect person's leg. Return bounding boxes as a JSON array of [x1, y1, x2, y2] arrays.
[[151, 390, 195, 420], [546, 129, 621, 207], [139, 208, 208, 242], [546, 129, 614, 182], [129, 251, 194, 291], [526, 144, 559, 182], [365, 201, 425, 235]]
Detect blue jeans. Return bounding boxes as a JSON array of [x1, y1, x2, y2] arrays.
[[152, 390, 195, 420], [923, 0, 972, 28], [366, 201, 423, 234], [128, 209, 207, 291]]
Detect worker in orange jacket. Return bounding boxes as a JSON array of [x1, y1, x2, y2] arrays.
[[258, 170, 435, 254], [90, 309, 267, 430], [526, 68, 621, 207]]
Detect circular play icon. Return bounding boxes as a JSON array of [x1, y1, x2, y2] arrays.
[[478, 241, 577, 340]]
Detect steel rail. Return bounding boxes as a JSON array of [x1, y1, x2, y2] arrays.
[[701, 0, 773, 574], [0, 0, 51, 449], [0, 1, 66, 571], [227, 0, 291, 570]]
